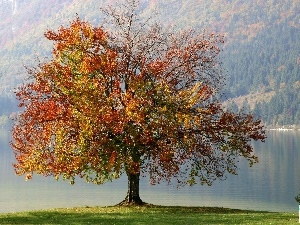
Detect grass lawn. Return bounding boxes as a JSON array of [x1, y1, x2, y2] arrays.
[[0, 205, 297, 225]]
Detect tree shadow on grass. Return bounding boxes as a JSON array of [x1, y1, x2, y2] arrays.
[[0, 211, 128, 225]]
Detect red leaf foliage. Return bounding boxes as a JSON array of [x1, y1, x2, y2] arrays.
[[11, 12, 266, 187]]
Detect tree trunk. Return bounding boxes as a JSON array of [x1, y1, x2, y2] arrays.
[[117, 172, 147, 206]]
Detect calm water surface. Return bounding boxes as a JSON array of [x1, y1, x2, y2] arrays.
[[0, 129, 299, 213]]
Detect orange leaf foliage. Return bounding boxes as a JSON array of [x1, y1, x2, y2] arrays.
[[11, 14, 266, 187]]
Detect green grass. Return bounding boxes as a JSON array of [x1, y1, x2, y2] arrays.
[[0, 205, 297, 225]]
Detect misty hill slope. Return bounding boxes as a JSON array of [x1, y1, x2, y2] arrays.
[[0, 0, 299, 126]]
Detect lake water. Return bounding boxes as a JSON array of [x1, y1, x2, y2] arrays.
[[0, 129, 299, 213]]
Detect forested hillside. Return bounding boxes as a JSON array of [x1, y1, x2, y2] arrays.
[[0, 0, 299, 127]]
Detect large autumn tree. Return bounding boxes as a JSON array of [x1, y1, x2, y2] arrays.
[[11, 0, 266, 205]]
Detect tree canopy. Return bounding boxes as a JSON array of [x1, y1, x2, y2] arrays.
[[11, 0, 266, 205]]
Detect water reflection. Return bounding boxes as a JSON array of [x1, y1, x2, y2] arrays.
[[0, 129, 299, 213]]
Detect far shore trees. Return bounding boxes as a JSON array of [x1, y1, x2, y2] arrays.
[[11, 0, 266, 205]]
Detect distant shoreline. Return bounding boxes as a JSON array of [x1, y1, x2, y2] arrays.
[[268, 128, 300, 131], [267, 125, 300, 131]]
